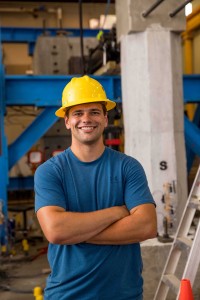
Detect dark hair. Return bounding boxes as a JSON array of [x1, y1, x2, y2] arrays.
[[65, 102, 107, 117]]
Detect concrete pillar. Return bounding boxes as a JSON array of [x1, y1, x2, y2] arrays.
[[116, 1, 188, 235]]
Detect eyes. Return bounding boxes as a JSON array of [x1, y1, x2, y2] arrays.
[[72, 110, 102, 117]]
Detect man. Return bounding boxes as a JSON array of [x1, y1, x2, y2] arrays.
[[35, 75, 157, 300]]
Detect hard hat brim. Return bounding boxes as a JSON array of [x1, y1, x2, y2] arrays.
[[55, 99, 116, 118]]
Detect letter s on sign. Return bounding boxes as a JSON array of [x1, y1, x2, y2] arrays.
[[160, 161, 168, 170]]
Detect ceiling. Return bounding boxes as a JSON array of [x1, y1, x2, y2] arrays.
[[0, 0, 115, 3]]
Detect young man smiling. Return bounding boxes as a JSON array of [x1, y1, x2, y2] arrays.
[[34, 75, 157, 300], [65, 103, 108, 151]]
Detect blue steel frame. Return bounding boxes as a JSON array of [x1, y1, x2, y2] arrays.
[[1, 27, 109, 55], [4, 73, 200, 178]]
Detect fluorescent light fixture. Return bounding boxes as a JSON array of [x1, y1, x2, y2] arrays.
[[185, 3, 192, 16]]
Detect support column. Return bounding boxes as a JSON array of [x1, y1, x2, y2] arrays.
[[116, 0, 187, 235]]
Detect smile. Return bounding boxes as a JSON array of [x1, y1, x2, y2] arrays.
[[78, 126, 97, 130]]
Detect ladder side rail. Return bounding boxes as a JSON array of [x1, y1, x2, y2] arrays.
[[177, 166, 200, 237], [178, 206, 197, 237], [153, 249, 182, 300], [176, 219, 200, 300], [157, 201, 197, 278], [154, 165, 200, 300], [153, 281, 170, 300], [165, 249, 182, 274], [182, 219, 200, 284]]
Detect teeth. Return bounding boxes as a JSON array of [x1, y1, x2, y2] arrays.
[[81, 126, 94, 129]]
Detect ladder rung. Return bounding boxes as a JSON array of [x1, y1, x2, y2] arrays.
[[162, 274, 180, 294], [175, 237, 192, 251]]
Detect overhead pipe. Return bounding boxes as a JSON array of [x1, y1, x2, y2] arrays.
[[0, 6, 63, 30], [0, 7, 57, 13], [186, 5, 200, 32], [182, 31, 195, 120], [169, 0, 193, 18], [142, 0, 165, 18], [79, 0, 85, 75]]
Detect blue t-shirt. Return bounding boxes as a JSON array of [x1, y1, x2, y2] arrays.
[[34, 147, 155, 300]]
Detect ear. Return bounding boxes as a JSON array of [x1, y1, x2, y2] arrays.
[[64, 116, 71, 129], [104, 114, 108, 128]]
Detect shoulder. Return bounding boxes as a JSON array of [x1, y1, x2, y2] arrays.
[[35, 149, 69, 179], [105, 147, 143, 168], [105, 148, 147, 180]]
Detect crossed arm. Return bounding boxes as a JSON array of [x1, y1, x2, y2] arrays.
[[37, 203, 157, 245]]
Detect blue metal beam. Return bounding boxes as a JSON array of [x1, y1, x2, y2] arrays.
[[183, 74, 200, 103], [5, 75, 122, 106], [8, 176, 34, 191], [1, 27, 106, 42], [4, 74, 200, 106], [184, 115, 200, 171], [8, 107, 58, 170], [1, 27, 109, 55]]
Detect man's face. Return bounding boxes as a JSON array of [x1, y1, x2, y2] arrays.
[[64, 103, 108, 145]]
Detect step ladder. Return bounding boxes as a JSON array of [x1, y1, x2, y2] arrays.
[[154, 165, 200, 300]]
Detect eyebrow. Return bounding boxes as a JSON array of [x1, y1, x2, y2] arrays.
[[72, 108, 102, 113]]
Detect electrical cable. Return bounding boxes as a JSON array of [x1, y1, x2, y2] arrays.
[[79, 0, 85, 75], [101, 0, 111, 30]]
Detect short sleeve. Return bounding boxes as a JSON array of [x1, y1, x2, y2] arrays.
[[34, 161, 67, 212], [123, 159, 155, 211]]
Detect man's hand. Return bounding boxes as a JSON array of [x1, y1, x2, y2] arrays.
[[86, 203, 157, 245], [116, 205, 130, 219]]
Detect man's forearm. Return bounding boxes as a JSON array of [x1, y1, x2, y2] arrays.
[[37, 205, 129, 245], [86, 204, 157, 245]]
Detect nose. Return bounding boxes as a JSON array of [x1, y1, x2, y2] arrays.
[[82, 112, 92, 123]]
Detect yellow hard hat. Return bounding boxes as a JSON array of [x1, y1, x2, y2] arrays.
[[55, 75, 116, 118]]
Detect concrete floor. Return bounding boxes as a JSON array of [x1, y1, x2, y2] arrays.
[[1, 238, 200, 300], [0, 240, 49, 300]]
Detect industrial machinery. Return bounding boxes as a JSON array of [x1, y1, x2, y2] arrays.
[[87, 26, 120, 74]]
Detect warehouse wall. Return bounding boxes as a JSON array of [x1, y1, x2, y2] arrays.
[[0, 2, 115, 27]]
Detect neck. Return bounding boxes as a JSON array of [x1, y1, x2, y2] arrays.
[[70, 139, 105, 162]]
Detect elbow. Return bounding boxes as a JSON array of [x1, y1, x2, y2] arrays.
[[147, 227, 157, 239], [145, 214, 158, 240], [42, 225, 66, 245], [43, 229, 61, 244], [44, 226, 77, 245], [143, 223, 157, 240], [47, 235, 63, 245]]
